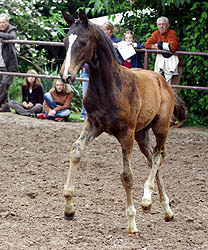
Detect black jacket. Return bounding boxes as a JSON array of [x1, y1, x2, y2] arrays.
[[22, 85, 44, 105], [0, 24, 18, 72]]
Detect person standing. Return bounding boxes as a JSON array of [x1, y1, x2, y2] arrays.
[[37, 79, 73, 121], [80, 64, 89, 121], [0, 13, 18, 112], [145, 16, 182, 86], [9, 69, 44, 117], [114, 30, 144, 69], [145, 16, 185, 127], [103, 21, 120, 44], [103, 21, 121, 63]]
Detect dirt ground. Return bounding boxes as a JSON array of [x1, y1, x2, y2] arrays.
[[0, 112, 208, 250]]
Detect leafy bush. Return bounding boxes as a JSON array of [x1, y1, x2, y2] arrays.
[[70, 80, 82, 113], [9, 77, 23, 103], [180, 2, 208, 126]]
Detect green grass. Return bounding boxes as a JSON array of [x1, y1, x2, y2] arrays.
[[70, 113, 81, 120]]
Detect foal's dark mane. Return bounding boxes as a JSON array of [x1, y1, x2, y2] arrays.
[[93, 23, 120, 64]]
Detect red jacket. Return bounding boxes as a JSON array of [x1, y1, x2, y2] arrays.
[[145, 29, 182, 66]]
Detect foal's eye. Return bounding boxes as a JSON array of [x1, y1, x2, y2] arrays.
[[80, 41, 87, 47]]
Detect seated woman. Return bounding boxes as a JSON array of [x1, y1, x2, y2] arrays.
[[9, 69, 44, 117], [37, 79, 73, 121]]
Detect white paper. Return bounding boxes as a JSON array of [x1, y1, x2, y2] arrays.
[[117, 41, 136, 61]]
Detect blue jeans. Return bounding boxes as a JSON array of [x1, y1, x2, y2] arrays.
[[44, 92, 71, 119], [80, 71, 89, 119]]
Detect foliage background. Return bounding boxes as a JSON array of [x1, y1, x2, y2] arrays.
[[0, 0, 207, 125]]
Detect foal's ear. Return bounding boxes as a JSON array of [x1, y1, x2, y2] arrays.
[[62, 10, 75, 27], [79, 9, 88, 27]]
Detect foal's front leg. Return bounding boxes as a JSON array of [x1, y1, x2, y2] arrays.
[[64, 120, 101, 220], [119, 130, 138, 234]]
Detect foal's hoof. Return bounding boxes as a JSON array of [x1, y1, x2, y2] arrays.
[[128, 227, 139, 235], [64, 212, 75, 221], [165, 215, 174, 222], [128, 230, 139, 235], [142, 205, 152, 213]]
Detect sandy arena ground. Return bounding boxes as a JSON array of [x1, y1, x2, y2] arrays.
[[0, 113, 208, 250]]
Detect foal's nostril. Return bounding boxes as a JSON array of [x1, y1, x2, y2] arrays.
[[60, 73, 71, 84], [66, 75, 72, 84]]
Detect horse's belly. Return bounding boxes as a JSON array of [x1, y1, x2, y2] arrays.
[[135, 109, 157, 130], [135, 89, 161, 130]]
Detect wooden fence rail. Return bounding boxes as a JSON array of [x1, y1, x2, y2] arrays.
[[1, 39, 208, 90]]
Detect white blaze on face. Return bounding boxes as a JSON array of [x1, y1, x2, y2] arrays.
[[63, 34, 78, 77]]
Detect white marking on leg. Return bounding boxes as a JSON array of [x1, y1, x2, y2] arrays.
[[156, 169, 174, 220], [161, 194, 174, 219], [142, 181, 154, 207], [142, 154, 160, 208], [126, 205, 138, 234], [63, 34, 78, 78]]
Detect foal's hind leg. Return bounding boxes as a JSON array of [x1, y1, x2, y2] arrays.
[[118, 129, 138, 234], [150, 125, 174, 221], [64, 120, 102, 220], [135, 128, 154, 211], [135, 125, 173, 221], [156, 167, 174, 221]]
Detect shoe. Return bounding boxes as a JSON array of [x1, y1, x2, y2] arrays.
[[80, 117, 85, 121], [25, 113, 37, 118], [64, 116, 69, 122], [55, 117, 64, 122], [31, 113, 37, 118], [0, 106, 11, 112], [37, 113, 46, 119]]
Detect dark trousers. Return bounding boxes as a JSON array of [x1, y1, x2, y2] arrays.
[[0, 67, 14, 106], [8, 101, 43, 116]]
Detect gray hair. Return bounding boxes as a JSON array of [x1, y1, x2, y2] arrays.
[[157, 16, 169, 25], [0, 13, 9, 22]]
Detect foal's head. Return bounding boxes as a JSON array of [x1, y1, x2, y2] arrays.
[[60, 10, 120, 84], [60, 10, 96, 83]]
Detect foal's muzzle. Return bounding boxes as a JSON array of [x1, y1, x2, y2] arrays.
[[60, 73, 72, 84]]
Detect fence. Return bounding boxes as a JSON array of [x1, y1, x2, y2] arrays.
[[1, 39, 208, 90]]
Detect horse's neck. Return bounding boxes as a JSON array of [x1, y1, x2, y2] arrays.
[[89, 41, 118, 90], [85, 37, 124, 115]]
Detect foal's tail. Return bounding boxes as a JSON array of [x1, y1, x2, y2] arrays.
[[173, 94, 186, 122]]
